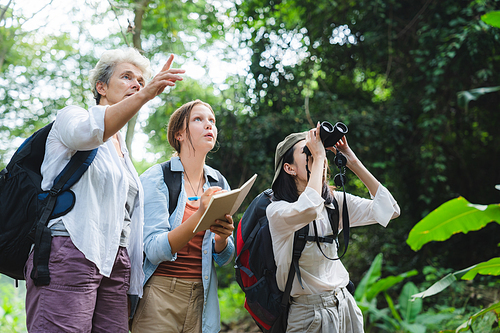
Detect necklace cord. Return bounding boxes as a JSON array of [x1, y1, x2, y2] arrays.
[[184, 171, 203, 201]]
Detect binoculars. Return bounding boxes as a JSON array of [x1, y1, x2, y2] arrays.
[[303, 121, 348, 187], [303, 121, 348, 156]]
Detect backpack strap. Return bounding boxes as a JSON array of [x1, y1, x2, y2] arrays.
[[161, 160, 225, 216], [310, 193, 350, 261], [161, 161, 182, 217], [31, 148, 98, 286], [279, 224, 309, 313], [236, 189, 273, 256], [0, 168, 6, 183], [279, 193, 345, 310]]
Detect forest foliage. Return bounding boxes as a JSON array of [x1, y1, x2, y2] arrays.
[[1, 0, 499, 331]]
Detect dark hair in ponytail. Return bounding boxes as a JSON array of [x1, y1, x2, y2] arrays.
[[272, 144, 299, 203]]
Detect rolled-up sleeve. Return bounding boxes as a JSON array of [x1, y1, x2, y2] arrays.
[[54, 105, 106, 150], [212, 238, 234, 267], [268, 187, 325, 236], [141, 164, 175, 265], [338, 184, 400, 228]]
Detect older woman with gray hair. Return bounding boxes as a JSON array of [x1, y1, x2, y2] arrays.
[[24, 48, 184, 332]]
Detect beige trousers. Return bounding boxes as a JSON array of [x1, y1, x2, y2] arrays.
[[286, 287, 364, 333], [131, 275, 204, 333]]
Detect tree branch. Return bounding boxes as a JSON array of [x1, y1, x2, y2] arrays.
[[304, 95, 315, 128], [386, 4, 393, 78], [132, 0, 150, 51], [396, 0, 434, 39], [0, 0, 13, 23], [19, 0, 54, 27], [125, 0, 151, 157], [107, 0, 130, 47]]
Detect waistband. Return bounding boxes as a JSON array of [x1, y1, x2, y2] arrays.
[[292, 287, 347, 307], [149, 275, 203, 286]]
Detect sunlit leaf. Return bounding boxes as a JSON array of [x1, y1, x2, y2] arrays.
[[481, 11, 500, 28], [406, 197, 500, 251], [461, 257, 500, 280]]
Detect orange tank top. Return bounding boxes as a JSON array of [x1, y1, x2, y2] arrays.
[[154, 202, 205, 279]]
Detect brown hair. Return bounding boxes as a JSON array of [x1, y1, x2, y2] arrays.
[[167, 99, 215, 153]]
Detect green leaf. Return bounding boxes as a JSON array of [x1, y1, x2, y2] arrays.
[[456, 301, 500, 332], [358, 297, 401, 330], [365, 270, 418, 302], [457, 86, 500, 110], [400, 321, 427, 333], [399, 282, 422, 322], [461, 257, 500, 280], [384, 292, 403, 322], [481, 11, 500, 28], [411, 266, 476, 300], [354, 253, 383, 301], [406, 197, 500, 251]]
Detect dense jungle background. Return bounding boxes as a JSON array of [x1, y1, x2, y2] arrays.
[[1, 0, 499, 332]]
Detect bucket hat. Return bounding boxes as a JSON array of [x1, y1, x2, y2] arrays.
[[272, 131, 307, 186]]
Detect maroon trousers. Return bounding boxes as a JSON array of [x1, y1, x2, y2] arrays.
[[24, 236, 131, 333]]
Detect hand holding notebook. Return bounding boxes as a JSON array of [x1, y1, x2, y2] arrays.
[[193, 174, 257, 233]]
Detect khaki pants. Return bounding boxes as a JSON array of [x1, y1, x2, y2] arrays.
[[131, 275, 204, 333], [287, 287, 364, 333]]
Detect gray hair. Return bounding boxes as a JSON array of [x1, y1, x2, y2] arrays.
[[89, 48, 153, 104]]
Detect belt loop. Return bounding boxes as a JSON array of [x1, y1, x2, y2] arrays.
[[321, 292, 336, 307], [170, 277, 177, 292]]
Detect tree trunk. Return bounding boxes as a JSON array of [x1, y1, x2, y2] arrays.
[[125, 0, 150, 158]]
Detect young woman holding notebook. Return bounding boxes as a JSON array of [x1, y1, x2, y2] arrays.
[[131, 100, 235, 333]]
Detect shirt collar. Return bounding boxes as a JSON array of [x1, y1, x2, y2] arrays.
[[170, 156, 221, 183]]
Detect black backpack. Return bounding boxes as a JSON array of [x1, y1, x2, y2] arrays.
[[0, 122, 97, 285], [235, 189, 351, 332]]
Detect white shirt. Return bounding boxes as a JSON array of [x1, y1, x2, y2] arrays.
[[267, 185, 400, 297], [40, 105, 145, 296]]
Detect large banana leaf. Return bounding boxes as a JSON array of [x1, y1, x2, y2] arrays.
[[461, 257, 500, 280], [456, 301, 500, 332], [365, 270, 418, 302], [410, 266, 475, 300], [406, 197, 500, 251], [457, 86, 500, 110], [354, 253, 383, 301], [399, 282, 422, 322], [411, 258, 500, 299]]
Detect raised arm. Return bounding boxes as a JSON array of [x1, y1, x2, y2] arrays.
[[103, 55, 185, 141], [330, 136, 380, 196]]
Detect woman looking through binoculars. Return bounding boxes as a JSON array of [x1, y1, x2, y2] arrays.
[[267, 122, 400, 332]]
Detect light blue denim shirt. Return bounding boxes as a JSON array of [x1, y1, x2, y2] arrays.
[[140, 156, 234, 333]]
